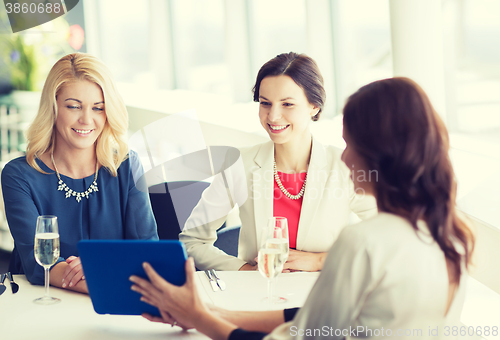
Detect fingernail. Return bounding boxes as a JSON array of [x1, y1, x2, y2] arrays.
[[143, 262, 148, 268], [62, 278, 65, 282], [131, 286, 136, 291], [69, 282, 73, 287], [62, 283, 66, 288], [82, 276, 85, 280]]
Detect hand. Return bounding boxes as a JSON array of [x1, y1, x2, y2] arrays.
[[239, 263, 257, 271], [130, 257, 208, 330], [283, 249, 326, 272], [62, 256, 85, 288]]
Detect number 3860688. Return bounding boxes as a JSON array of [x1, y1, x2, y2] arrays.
[[5, 2, 63, 14]]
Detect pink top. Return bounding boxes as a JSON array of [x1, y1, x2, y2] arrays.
[[273, 171, 307, 249]]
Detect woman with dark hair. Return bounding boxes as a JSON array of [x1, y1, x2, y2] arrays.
[[179, 52, 376, 272], [131, 77, 475, 339]]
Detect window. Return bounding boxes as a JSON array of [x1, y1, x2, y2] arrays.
[[169, 0, 227, 94], [446, 0, 500, 145], [248, 0, 307, 75], [97, 1, 150, 85], [334, 0, 392, 105]]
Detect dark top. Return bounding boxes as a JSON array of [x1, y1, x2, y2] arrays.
[[1, 151, 158, 285], [228, 308, 300, 340]]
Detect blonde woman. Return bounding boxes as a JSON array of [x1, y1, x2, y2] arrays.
[[2, 53, 158, 293]]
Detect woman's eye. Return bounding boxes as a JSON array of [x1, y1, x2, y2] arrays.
[[283, 103, 294, 107], [93, 107, 104, 111], [260, 101, 271, 106], [67, 105, 80, 110]]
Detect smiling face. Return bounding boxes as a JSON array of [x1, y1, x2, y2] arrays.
[[54, 80, 107, 154], [258, 75, 319, 147]]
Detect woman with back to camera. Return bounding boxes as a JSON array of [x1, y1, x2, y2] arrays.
[[131, 77, 475, 339], [2, 53, 158, 293], [179, 52, 376, 272]]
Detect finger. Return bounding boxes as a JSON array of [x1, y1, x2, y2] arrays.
[[62, 263, 73, 281], [65, 256, 77, 263], [184, 257, 196, 288], [68, 270, 85, 288], [63, 257, 81, 273], [66, 263, 83, 286], [62, 260, 83, 288], [130, 276, 157, 302], [159, 310, 176, 324], [142, 313, 167, 324], [143, 262, 171, 290], [131, 283, 158, 303], [130, 275, 162, 300], [130, 275, 152, 289], [140, 296, 158, 307]]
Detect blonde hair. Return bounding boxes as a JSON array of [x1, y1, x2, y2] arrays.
[[26, 53, 128, 176]]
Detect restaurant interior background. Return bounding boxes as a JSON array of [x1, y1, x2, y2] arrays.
[[0, 0, 499, 312]]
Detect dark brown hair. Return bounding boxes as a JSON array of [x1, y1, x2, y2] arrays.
[[343, 77, 474, 283], [252, 52, 325, 121]]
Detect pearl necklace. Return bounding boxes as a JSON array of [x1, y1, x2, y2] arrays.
[[51, 153, 99, 203], [273, 160, 307, 200]]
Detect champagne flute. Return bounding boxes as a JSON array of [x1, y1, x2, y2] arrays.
[[34, 215, 61, 305], [258, 247, 284, 308], [265, 217, 289, 264], [258, 217, 289, 306]]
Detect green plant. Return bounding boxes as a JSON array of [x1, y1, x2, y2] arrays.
[[0, 12, 83, 92], [4, 34, 41, 91]]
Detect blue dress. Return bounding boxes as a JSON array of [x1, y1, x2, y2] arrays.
[[1, 151, 158, 285]]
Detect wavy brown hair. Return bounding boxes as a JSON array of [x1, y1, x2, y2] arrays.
[[343, 77, 474, 283]]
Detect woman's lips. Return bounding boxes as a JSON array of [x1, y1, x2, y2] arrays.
[[72, 128, 94, 136], [268, 124, 290, 134]]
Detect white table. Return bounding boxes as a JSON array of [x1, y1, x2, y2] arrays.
[[1, 270, 498, 340], [196, 271, 319, 311], [0, 272, 318, 340]]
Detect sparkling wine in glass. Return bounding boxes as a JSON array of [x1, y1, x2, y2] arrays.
[[266, 217, 289, 264], [258, 247, 285, 308], [34, 215, 61, 305], [259, 217, 289, 305]]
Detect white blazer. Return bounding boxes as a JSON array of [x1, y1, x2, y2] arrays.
[[179, 138, 377, 270], [264, 213, 467, 339]]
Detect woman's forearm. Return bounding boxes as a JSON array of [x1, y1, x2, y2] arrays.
[[214, 307, 284, 333], [195, 311, 239, 340]]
